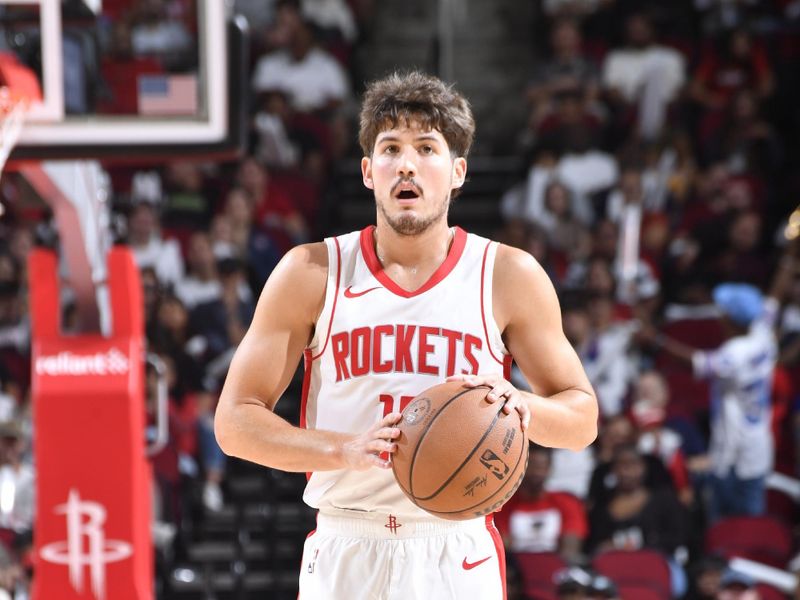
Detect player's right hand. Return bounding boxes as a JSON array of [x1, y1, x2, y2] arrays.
[[340, 412, 402, 470]]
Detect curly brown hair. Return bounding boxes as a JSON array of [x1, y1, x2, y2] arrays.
[[358, 71, 475, 158]]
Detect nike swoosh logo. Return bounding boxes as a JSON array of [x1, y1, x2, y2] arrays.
[[462, 556, 491, 570], [343, 286, 381, 298]]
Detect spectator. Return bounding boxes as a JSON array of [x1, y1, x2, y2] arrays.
[[583, 292, 638, 416], [643, 282, 781, 522], [251, 14, 350, 113], [0, 421, 33, 536], [629, 370, 701, 505], [190, 257, 254, 366], [126, 173, 185, 288], [161, 161, 216, 232], [147, 293, 206, 392], [129, 0, 194, 69], [602, 12, 686, 140], [234, 157, 309, 250], [496, 444, 588, 563], [175, 232, 224, 310], [253, 89, 330, 182], [211, 187, 283, 290], [704, 89, 782, 177], [688, 555, 727, 600], [711, 211, 768, 288], [526, 19, 601, 134], [585, 444, 688, 596], [588, 414, 675, 508], [97, 19, 163, 115], [300, 0, 358, 46], [690, 28, 774, 116]]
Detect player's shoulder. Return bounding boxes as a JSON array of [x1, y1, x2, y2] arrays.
[[282, 241, 329, 270], [492, 242, 547, 286], [255, 242, 330, 325], [266, 242, 329, 297]]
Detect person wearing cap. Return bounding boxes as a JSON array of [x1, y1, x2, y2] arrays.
[[716, 569, 760, 600], [643, 281, 776, 522], [641, 242, 799, 521]]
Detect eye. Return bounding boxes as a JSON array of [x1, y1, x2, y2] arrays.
[[384, 144, 399, 154], [419, 145, 434, 155]]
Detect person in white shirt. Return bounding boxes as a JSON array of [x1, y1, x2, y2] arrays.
[[252, 16, 350, 113], [644, 276, 791, 521], [127, 201, 184, 288], [602, 13, 685, 140]]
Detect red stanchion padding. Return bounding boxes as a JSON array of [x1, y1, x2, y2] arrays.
[[30, 247, 152, 600]]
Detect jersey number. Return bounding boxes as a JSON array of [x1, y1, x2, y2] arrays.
[[379, 394, 414, 461], [379, 394, 414, 418]]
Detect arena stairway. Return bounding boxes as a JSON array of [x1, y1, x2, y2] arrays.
[[354, 0, 534, 156], [162, 374, 316, 600]]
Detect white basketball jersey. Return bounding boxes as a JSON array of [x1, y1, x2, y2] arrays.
[[301, 226, 511, 518]]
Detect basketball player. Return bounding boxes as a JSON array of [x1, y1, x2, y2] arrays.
[[214, 71, 598, 599]]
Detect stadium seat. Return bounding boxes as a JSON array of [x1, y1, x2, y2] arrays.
[[592, 549, 672, 600], [617, 583, 668, 600], [705, 516, 793, 567], [513, 551, 567, 600], [755, 582, 789, 600]]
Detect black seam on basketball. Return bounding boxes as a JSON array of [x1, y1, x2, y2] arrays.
[[411, 388, 504, 501], [406, 385, 491, 500], [420, 427, 528, 515]]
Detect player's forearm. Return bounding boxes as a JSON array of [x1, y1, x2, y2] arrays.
[[523, 388, 598, 451], [214, 401, 349, 472]]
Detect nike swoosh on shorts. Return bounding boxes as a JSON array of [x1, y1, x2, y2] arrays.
[[462, 556, 491, 570]]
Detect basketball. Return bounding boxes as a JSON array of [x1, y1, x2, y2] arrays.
[[392, 381, 529, 520]]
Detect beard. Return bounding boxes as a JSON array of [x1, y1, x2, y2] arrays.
[[376, 192, 451, 236]]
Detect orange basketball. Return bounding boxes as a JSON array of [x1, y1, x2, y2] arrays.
[[392, 381, 529, 520]]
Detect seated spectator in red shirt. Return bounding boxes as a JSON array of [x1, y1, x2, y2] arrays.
[[98, 19, 163, 115], [496, 444, 588, 563], [691, 28, 774, 111], [690, 28, 774, 143], [234, 156, 309, 251]]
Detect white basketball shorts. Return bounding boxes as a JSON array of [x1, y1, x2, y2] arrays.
[[298, 511, 506, 600]]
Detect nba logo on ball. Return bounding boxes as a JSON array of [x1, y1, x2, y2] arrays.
[[479, 449, 510, 480], [403, 398, 431, 425]]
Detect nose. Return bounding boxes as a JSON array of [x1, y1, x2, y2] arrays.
[[396, 147, 417, 178]]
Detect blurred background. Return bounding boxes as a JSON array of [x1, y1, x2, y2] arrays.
[[0, 0, 799, 598]]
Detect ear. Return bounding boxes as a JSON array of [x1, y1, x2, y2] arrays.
[[451, 157, 467, 190], [361, 156, 374, 190]]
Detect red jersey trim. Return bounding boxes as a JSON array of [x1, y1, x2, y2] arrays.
[[503, 354, 513, 381], [486, 515, 508, 600], [311, 236, 342, 360], [359, 225, 468, 298], [480, 241, 506, 366], [300, 348, 313, 481]]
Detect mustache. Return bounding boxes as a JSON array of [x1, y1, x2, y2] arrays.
[[390, 177, 423, 197]]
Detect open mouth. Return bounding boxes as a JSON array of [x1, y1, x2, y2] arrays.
[[396, 190, 419, 200]]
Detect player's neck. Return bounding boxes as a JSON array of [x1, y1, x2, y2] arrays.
[[373, 222, 454, 276]]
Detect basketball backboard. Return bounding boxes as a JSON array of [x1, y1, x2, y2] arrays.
[[0, 0, 247, 163]]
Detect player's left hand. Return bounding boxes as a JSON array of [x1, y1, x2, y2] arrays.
[[446, 373, 530, 431]]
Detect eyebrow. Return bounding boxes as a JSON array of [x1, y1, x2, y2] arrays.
[[376, 134, 441, 144]]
